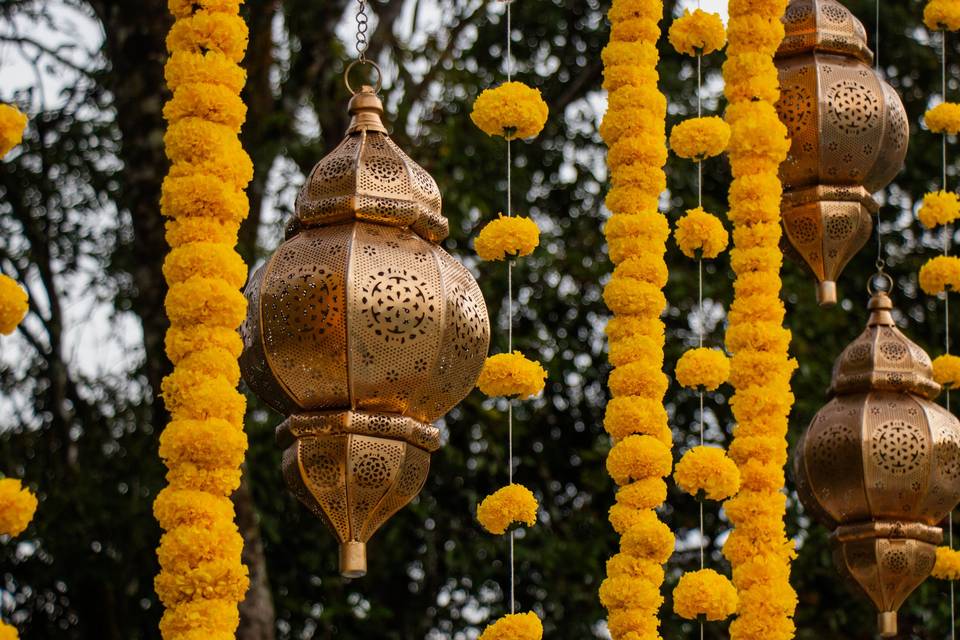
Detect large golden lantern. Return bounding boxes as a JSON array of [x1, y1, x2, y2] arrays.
[[794, 289, 960, 636], [775, 0, 909, 305], [239, 84, 490, 578]]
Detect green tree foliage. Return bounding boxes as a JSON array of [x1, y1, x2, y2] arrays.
[[0, 0, 957, 638]]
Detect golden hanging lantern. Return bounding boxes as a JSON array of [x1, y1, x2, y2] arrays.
[[775, 0, 909, 306], [239, 81, 490, 578], [794, 288, 960, 636]]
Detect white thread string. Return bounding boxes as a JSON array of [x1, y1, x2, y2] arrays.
[[696, 45, 705, 640], [505, 0, 516, 617]]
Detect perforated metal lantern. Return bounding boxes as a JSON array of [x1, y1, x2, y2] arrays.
[[794, 291, 960, 636], [775, 0, 909, 305], [239, 86, 490, 578]]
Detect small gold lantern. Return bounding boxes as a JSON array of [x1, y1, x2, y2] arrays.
[[794, 289, 960, 636], [240, 84, 490, 578], [775, 0, 909, 305]]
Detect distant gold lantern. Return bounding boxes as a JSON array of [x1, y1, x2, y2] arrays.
[[794, 289, 960, 636], [775, 0, 909, 305], [239, 83, 490, 578]]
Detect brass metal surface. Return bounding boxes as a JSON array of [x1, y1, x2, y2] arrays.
[[239, 87, 490, 577], [794, 292, 960, 635], [775, 0, 909, 305]]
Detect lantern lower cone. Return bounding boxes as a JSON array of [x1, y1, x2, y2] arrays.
[[277, 411, 438, 578]]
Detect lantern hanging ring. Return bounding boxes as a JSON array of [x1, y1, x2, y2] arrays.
[[344, 59, 383, 95], [867, 270, 893, 296]]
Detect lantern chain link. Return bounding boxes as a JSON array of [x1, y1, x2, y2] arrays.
[[355, 0, 369, 63]]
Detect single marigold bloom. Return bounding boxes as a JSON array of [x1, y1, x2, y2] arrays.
[[932, 546, 960, 580], [670, 116, 731, 160], [475, 215, 540, 261], [674, 445, 741, 501], [0, 478, 37, 537], [615, 478, 668, 511], [0, 104, 27, 158], [925, 0, 960, 32], [0, 621, 17, 640], [918, 190, 960, 229], [606, 607, 660, 640], [476, 351, 546, 398], [476, 484, 538, 535], [0, 274, 28, 335], [668, 9, 727, 56], [599, 574, 665, 612], [619, 509, 675, 563], [932, 354, 960, 389], [169, 0, 242, 19], [926, 102, 960, 135], [478, 611, 542, 640], [674, 207, 729, 259], [675, 347, 730, 391], [919, 255, 960, 295], [470, 82, 548, 140], [607, 434, 673, 485], [673, 568, 738, 621]]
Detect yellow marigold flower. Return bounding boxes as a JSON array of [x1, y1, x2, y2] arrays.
[[156, 559, 249, 605], [726, 321, 791, 353], [675, 347, 730, 391], [613, 253, 669, 289], [723, 52, 781, 103], [674, 446, 741, 501], [162, 373, 246, 425], [599, 574, 664, 612], [163, 242, 248, 288], [616, 478, 668, 510], [610, 16, 661, 44], [607, 136, 668, 171], [607, 435, 673, 485], [166, 462, 243, 496], [608, 0, 662, 25], [729, 351, 797, 389], [603, 278, 666, 316], [605, 315, 664, 344], [475, 484, 538, 535], [154, 487, 236, 531], [670, 116, 730, 161], [932, 546, 960, 580], [738, 458, 785, 492], [474, 215, 540, 261], [673, 569, 738, 621], [0, 104, 27, 158], [606, 607, 660, 640], [732, 222, 782, 250], [730, 615, 796, 640], [926, 102, 960, 135], [918, 190, 960, 229], [602, 41, 659, 70], [0, 478, 37, 537], [165, 51, 247, 94], [608, 362, 669, 399], [165, 324, 243, 364], [0, 622, 16, 640], [157, 521, 244, 575], [165, 277, 247, 327], [919, 255, 960, 295], [606, 552, 665, 583], [674, 208, 728, 259], [169, 0, 241, 19], [0, 274, 28, 335], [159, 418, 247, 470], [476, 351, 546, 398], [177, 346, 241, 383], [164, 83, 247, 132], [726, 14, 785, 56], [725, 102, 790, 164], [925, 0, 960, 32], [728, 435, 788, 468], [470, 82, 548, 140], [608, 333, 663, 368], [933, 354, 960, 389], [669, 9, 726, 56], [166, 11, 249, 62], [159, 599, 240, 637], [166, 217, 241, 248], [165, 118, 243, 165], [619, 509, 675, 563], [604, 396, 671, 444], [478, 612, 542, 640]]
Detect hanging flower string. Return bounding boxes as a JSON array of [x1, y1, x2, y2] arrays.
[[921, 6, 960, 635], [155, 0, 252, 637], [0, 103, 36, 640], [597, 1, 675, 637], [470, 1, 548, 638], [720, 1, 799, 639], [666, 6, 739, 631]]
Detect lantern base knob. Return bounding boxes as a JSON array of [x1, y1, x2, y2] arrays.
[[817, 280, 838, 307], [878, 611, 897, 637], [340, 541, 367, 578]]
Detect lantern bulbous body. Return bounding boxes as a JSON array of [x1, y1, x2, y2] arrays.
[[794, 292, 960, 636], [775, 0, 909, 305], [240, 87, 490, 577]]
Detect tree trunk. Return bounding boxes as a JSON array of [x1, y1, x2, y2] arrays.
[[235, 473, 277, 640]]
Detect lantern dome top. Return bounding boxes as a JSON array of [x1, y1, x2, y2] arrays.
[[294, 85, 449, 243], [779, 0, 873, 65], [829, 291, 940, 399]]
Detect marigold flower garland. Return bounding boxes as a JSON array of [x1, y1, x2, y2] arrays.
[[598, 1, 674, 637], [155, 1, 252, 636], [721, 1, 798, 638], [470, 3, 546, 636], [665, 6, 740, 628], [920, 2, 960, 610], [0, 104, 34, 640]]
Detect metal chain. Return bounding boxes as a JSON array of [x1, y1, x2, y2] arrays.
[[355, 0, 369, 62]]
